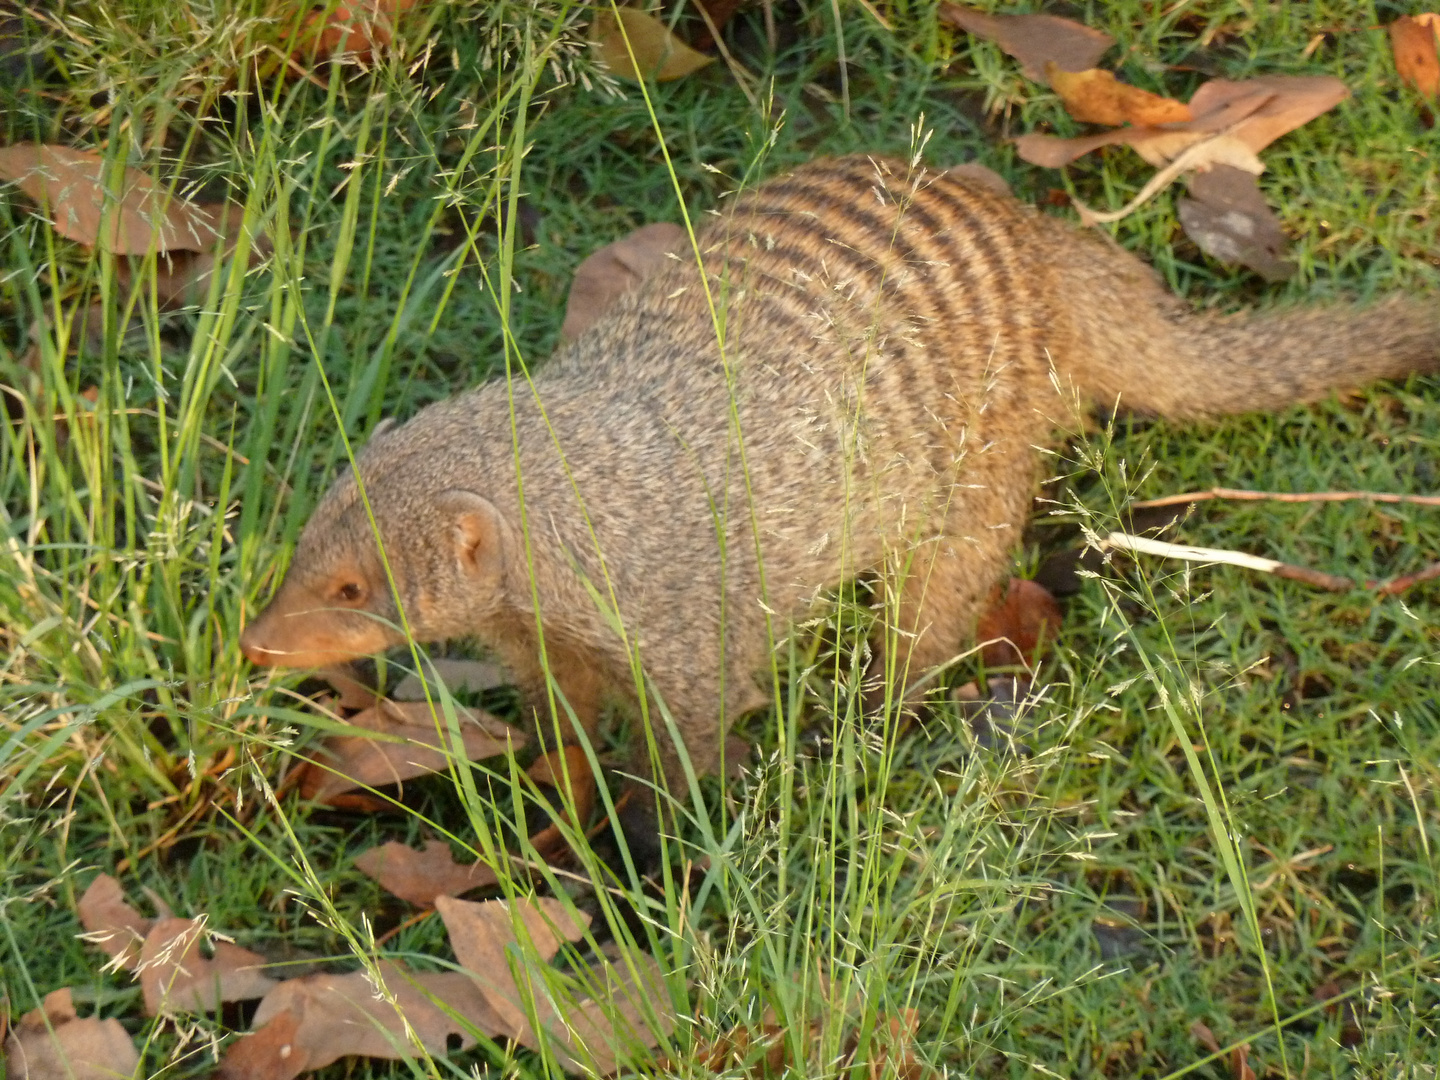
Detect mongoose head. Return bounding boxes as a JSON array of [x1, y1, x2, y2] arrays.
[[240, 419, 512, 669]]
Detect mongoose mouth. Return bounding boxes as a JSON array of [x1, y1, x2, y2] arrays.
[[239, 609, 397, 669]]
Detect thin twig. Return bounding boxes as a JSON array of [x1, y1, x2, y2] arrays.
[[689, 0, 760, 110], [1131, 486, 1440, 510], [1371, 561, 1440, 597]]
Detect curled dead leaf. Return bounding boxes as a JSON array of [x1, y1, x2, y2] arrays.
[[1047, 65, 1191, 127], [297, 697, 525, 803], [434, 894, 590, 1048], [119, 201, 271, 309], [591, 9, 713, 82], [1014, 75, 1348, 170], [546, 947, 676, 1076], [290, 0, 419, 62], [216, 1009, 310, 1080], [939, 2, 1113, 82]]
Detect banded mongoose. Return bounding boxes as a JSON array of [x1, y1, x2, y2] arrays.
[[241, 154, 1440, 798]]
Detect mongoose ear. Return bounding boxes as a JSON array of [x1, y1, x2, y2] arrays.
[[436, 490, 506, 582]]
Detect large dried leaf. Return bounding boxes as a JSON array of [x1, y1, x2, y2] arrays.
[[591, 9, 713, 82], [1047, 65, 1191, 126], [1391, 14, 1440, 99], [138, 917, 278, 1016], [76, 874, 152, 971], [1188, 76, 1350, 154], [4, 989, 140, 1080], [939, 2, 1113, 81], [298, 697, 525, 803], [353, 840, 498, 906], [1015, 75, 1348, 168], [245, 962, 494, 1071], [546, 949, 675, 1076], [434, 895, 589, 1047], [1178, 165, 1293, 281], [0, 144, 217, 254], [562, 222, 688, 341]]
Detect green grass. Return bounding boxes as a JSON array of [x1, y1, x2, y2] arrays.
[[2, 1, 1438, 1077]]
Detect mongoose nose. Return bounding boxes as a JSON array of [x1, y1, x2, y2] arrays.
[[239, 625, 271, 666]]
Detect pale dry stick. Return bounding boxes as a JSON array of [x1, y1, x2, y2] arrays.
[[1101, 531, 1355, 591], [1105, 531, 1440, 596], [1131, 486, 1440, 510]]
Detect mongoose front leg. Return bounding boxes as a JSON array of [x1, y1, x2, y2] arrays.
[[866, 456, 1036, 714]]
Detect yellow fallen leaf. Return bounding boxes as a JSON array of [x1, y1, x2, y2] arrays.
[[1047, 65, 1192, 126], [592, 8, 713, 82], [1390, 14, 1440, 99]]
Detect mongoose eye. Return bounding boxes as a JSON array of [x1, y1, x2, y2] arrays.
[[335, 582, 364, 603]]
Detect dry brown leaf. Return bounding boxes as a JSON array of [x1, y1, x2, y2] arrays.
[[976, 578, 1062, 668], [0, 144, 217, 254], [353, 840, 499, 906], [591, 9, 713, 82], [561, 222, 689, 341], [1015, 75, 1348, 169], [320, 664, 382, 711], [76, 874, 153, 971], [1073, 131, 1263, 227], [1191, 76, 1350, 154], [434, 894, 590, 1047], [547, 948, 675, 1075], [291, 0, 419, 61], [138, 917, 278, 1016], [1178, 165, 1293, 281], [1047, 65, 1191, 126], [1391, 14, 1440, 99], [128, 201, 270, 308], [3, 989, 140, 1080], [298, 697, 525, 803], [938, 2, 1113, 81], [391, 657, 508, 702], [215, 1008, 311, 1080], [1190, 1019, 1222, 1054], [247, 961, 492, 1069]]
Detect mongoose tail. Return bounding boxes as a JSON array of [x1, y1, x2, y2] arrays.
[[1052, 231, 1440, 420]]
